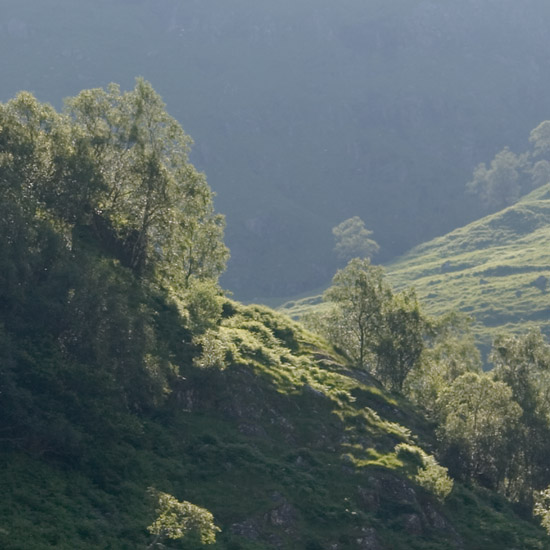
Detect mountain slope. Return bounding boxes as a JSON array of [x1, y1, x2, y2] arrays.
[[5, 0, 550, 298], [1, 297, 547, 549], [386, 185, 550, 357]]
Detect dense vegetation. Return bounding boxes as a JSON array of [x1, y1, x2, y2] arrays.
[[5, 0, 550, 299], [2, 83, 550, 549], [300, 255, 550, 526]]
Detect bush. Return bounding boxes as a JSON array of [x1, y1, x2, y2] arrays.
[[395, 443, 453, 502]]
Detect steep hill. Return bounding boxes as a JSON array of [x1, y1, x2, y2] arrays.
[[386, 185, 550, 358], [1, 81, 549, 550], [2, 296, 547, 549], [4, 0, 550, 298]]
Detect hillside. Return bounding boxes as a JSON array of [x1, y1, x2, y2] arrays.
[[280, 185, 550, 361], [385, 185, 550, 358], [4, 0, 550, 299], [1, 85, 548, 549], [2, 299, 548, 549]]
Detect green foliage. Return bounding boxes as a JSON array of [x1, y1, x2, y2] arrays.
[[466, 119, 550, 214], [414, 453, 454, 503], [405, 311, 482, 413], [529, 121, 550, 158], [0, 284, 547, 548], [332, 216, 380, 264], [533, 486, 550, 535], [375, 288, 426, 392], [0, 82, 229, 460], [466, 147, 530, 211], [308, 258, 426, 393], [395, 443, 453, 502], [529, 160, 550, 188], [436, 372, 522, 489], [491, 330, 550, 500], [321, 258, 391, 370], [491, 329, 550, 416], [147, 488, 220, 547], [0, 80, 228, 288], [193, 329, 229, 370], [184, 279, 224, 335]]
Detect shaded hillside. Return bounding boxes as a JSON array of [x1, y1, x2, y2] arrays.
[[2, 296, 548, 549], [386, 185, 550, 358], [4, 0, 550, 298], [0, 85, 547, 549]]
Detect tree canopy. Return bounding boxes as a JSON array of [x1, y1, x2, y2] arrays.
[[0, 81, 229, 458], [332, 216, 380, 264], [465, 119, 550, 211], [309, 258, 426, 391], [0, 79, 228, 287]]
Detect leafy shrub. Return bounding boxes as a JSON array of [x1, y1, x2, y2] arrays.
[[395, 443, 453, 502], [147, 488, 220, 547], [534, 486, 550, 534]]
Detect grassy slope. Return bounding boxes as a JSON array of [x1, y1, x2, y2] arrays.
[[385, 185, 550, 358], [1, 300, 547, 549], [279, 185, 550, 362]]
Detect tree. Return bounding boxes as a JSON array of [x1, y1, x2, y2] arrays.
[[322, 258, 391, 370], [491, 330, 550, 418], [375, 288, 426, 392], [405, 311, 481, 412], [466, 147, 529, 210], [0, 83, 230, 456], [0, 91, 59, 215], [0, 80, 229, 288], [63, 79, 229, 282], [147, 488, 220, 548], [491, 330, 550, 499], [529, 120, 550, 158], [332, 216, 380, 263], [312, 259, 426, 391], [436, 372, 522, 490], [530, 159, 550, 188], [534, 486, 550, 535]]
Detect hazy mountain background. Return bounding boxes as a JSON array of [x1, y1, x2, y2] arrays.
[[3, 0, 550, 300]]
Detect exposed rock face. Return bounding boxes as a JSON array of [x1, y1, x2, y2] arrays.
[[265, 492, 298, 532], [368, 475, 419, 508], [424, 502, 451, 531], [357, 485, 380, 512], [230, 518, 261, 540], [238, 421, 268, 437], [356, 474, 464, 548], [355, 527, 384, 550], [231, 493, 298, 546], [403, 513, 423, 535]]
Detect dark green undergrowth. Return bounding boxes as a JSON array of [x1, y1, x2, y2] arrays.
[[0, 199, 546, 548], [1, 296, 547, 548]]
